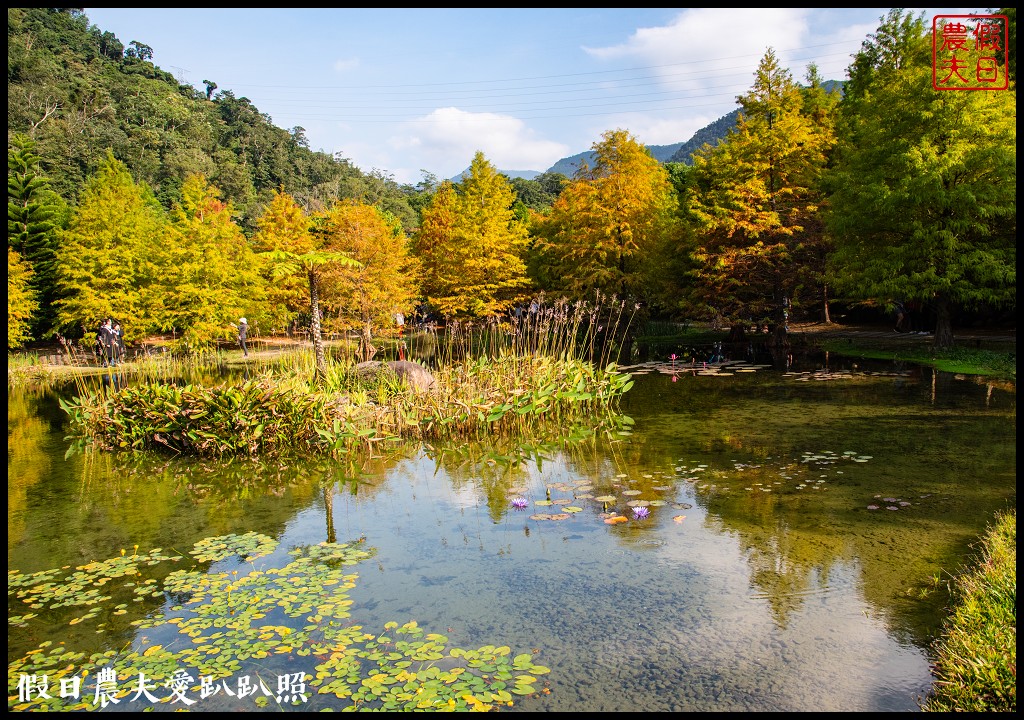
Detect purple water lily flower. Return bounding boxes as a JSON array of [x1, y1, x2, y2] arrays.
[[511, 496, 529, 510], [632, 506, 651, 520]]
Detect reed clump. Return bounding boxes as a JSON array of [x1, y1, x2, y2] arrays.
[[61, 296, 640, 458]]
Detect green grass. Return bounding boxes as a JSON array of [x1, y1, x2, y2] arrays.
[[922, 510, 1016, 712], [817, 340, 1016, 379]]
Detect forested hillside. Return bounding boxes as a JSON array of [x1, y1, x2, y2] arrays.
[[7, 7, 422, 233]]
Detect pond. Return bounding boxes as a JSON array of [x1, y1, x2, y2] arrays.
[[7, 355, 1016, 712]]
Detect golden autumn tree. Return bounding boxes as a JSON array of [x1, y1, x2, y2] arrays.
[[161, 174, 267, 349], [254, 189, 360, 383], [317, 199, 420, 362], [532, 129, 677, 301], [8, 248, 38, 348], [414, 152, 529, 317], [684, 50, 836, 341], [251, 188, 311, 333], [54, 152, 169, 341]]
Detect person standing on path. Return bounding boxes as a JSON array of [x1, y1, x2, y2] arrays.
[[893, 301, 907, 332], [236, 317, 249, 357], [99, 318, 116, 367], [395, 311, 406, 361], [112, 322, 125, 365]]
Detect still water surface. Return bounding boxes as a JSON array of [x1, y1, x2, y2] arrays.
[[7, 357, 1016, 711]]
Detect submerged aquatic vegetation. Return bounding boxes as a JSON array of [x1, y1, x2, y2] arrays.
[[8, 534, 551, 712]]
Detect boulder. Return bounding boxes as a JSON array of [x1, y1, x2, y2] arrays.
[[354, 360, 436, 392]]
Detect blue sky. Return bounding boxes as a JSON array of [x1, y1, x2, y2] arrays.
[[82, 8, 979, 185]]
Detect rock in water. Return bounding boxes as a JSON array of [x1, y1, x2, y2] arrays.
[[354, 360, 436, 392]]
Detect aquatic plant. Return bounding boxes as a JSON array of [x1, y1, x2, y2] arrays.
[[8, 534, 552, 712], [632, 506, 651, 520], [61, 353, 635, 459], [511, 496, 529, 509]]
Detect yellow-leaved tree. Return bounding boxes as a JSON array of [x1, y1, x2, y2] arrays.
[[414, 152, 529, 317], [250, 188, 309, 334], [54, 152, 168, 342], [162, 174, 266, 349], [253, 189, 360, 383], [8, 248, 38, 349], [532, 129, 677, 301], [317, 200, 420, 362], [684, 50, 836, 341]]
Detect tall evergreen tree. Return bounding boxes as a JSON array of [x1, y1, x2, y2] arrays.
[[8, 134, 64, 338], [824, 10, 1016, 349]]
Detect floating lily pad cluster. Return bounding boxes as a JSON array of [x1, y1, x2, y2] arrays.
[[8, 547, 181, 628], [867, 495, 916, 511], [619, 360, 771, 378], [665, 450, 886, 506], [191, 531, 279, 563], [8, 534, 551, 712], [783, 369, 913, 381], [514, 474, 680, 526]]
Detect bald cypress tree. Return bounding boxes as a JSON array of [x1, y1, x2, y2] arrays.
[[684, 50, 835, 341], [414, 152, 529, 317], [824, 10, 1016, 349]]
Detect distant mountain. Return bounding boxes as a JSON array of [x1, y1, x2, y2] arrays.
[[453, 80, 846, 182], [547, 141, 687, 177], [546, 151, 593, 178], [548, 79, 846, 172], [667, 109, 740, 164], [450, 168, 541, 182]]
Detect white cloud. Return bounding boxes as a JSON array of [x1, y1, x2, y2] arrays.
[[388, 107, 570, 179], [332, 57, 360, 74], [584, 8, 811, 93]]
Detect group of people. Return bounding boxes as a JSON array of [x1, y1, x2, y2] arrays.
[[95, 318, 125, 367]]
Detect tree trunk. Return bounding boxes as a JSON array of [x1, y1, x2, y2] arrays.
[[932, 294, 955, 350], [324, 483, 336, 544], [308, 270, 327, 384], [822, 284, 832, 324], [359, 319, 376, 363]]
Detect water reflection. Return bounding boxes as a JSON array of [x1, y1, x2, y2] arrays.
[[6, 365, 1015, 712]]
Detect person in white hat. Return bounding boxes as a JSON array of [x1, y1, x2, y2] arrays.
[[237, 317, 249, 357]]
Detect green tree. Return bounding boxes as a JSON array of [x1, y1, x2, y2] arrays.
[[414, 152, 530, 317], [254, 189, 360, 383], [8, 248, 38, 348], [824, 10, 1016, 349], [54, 152, 169, 341], [533, 129, 677, 301], [317, 200, 421, 362], [8, 134, 65, 338], [684, 50, 835, 341], [162, 174, 266, 349]]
